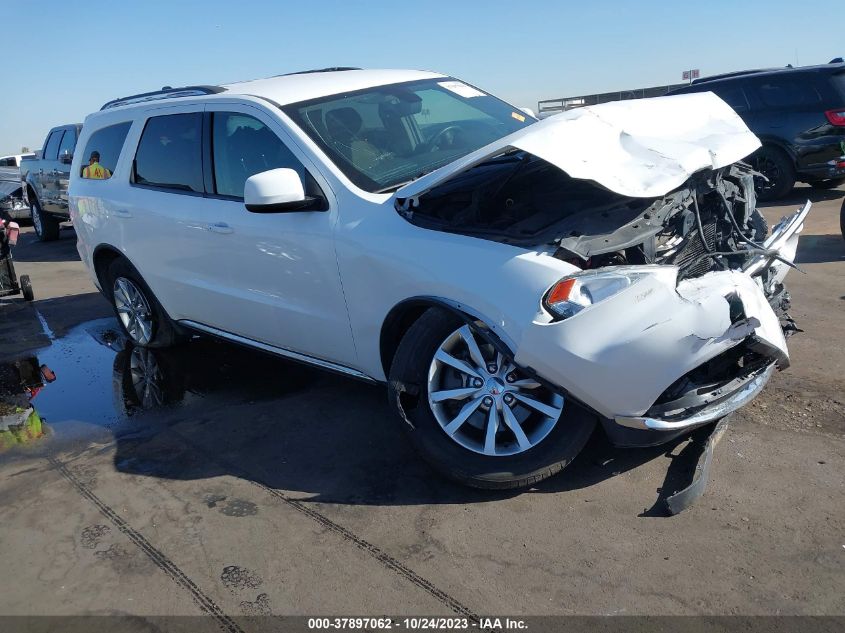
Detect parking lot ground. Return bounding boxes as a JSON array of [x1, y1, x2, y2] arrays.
[[0, 186, 843, 625]]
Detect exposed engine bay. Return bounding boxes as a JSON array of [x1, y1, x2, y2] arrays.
[[399, 153, 774, 283]]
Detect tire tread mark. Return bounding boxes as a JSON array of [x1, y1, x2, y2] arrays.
[[173, 432, 481, 622], [47, 457, 244, 633]]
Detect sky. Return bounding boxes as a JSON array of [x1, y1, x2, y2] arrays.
[[2, 0, 843, 155]]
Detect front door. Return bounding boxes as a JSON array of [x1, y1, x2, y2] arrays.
[[199, 104, 357, 366]]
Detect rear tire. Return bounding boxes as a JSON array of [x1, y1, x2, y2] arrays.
[[751, 146, 796, 201], [30, 199, 60, 242], [20, 275, 33, 301], [388, 308, 596, 489], [106, 257, 184, 348]]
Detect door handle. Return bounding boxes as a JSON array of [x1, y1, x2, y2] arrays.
[[113, 209, 133, 219], [207, 222, 233, 234]]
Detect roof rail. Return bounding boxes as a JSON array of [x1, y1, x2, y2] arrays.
[[100, 85, 225, 111], [691, 68, 781, 84], [281, 67, 361, 76]]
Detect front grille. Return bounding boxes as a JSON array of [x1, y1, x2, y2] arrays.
[[673, 221, 717, 278]]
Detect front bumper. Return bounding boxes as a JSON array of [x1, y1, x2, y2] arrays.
[[615, 363, 774, 431], [514, 203, 809, 433]]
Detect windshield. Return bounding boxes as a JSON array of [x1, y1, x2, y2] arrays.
[[282, 78, 534, 192]]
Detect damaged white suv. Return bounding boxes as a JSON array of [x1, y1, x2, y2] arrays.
[[71, 68, 809, 488]]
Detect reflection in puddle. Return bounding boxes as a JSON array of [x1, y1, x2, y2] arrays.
[[0, 355, 54, 450], [2, 317, 321, 451]]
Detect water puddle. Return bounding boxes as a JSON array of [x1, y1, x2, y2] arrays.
[[0, 317, 322, 455]]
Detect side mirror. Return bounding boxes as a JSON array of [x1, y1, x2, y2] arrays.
[[59, 149, 73, 164], [244, 168, 320, 213]]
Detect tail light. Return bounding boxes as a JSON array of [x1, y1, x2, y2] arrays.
[[824, 108, 845, 126]]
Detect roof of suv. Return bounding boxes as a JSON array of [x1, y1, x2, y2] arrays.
[[691, 61, 845, 85], [100, 68, 446, 111]]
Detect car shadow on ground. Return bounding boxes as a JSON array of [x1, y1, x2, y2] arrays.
[[0, 292, 111, 360], [96, 333, 703, 514], [795, 234, 845, 264], [10, 226, 79, 263], [756, 186, 843, 210]]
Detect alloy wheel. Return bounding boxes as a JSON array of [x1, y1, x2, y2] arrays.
[[753, 156, 780, 195], [113, 277, 154, 345], [128, 347, 165, 408], [427, 324, 564, 456]]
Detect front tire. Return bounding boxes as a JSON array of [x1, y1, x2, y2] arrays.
[[106, 258, 184, 348], [388, 308, 596, 489], [30, 199, 60, 242]]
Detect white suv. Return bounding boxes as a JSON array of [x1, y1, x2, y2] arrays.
[[71, 68, 809, 489]]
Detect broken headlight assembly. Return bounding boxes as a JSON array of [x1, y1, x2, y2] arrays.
[[543, 270, 648, 321]]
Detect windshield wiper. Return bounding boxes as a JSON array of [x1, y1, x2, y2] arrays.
[[376, 180, 414, 194]]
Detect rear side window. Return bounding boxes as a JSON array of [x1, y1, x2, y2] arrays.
[[752, 77, 822, 108], [43, 130, 63, 161], [80, 122, 131, 179], [211, 112, 306, 198], [134, 113, 204, 193]]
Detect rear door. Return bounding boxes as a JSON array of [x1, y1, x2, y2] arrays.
[[54, 126, 77, 215], [121, 106, 223, 325], [39, 129, 63, 211]]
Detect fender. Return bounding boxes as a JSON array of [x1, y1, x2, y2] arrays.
[[383, 295, 601, 419]]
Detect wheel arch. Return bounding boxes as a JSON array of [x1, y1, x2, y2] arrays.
[[751, 137, 797, 163], [91, 243, 126, 296], [25, 184, 40, 207], [379, 296, 517, 379]]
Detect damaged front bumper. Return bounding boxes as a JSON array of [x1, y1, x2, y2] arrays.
[[615, 363, 775, 431], [515, 202, 810, 442]]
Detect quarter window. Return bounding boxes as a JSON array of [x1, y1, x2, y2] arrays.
[[80, 122, 131, 179], [211, 112, 306, 198], [134, 113, 204, 193], [43, 131, 63, 161]]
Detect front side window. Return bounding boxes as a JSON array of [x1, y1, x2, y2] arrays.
[[134, 113, 204, 192], [283, 78, 533, 192], [80, 122, 131, 180], [712, 84, 750, 112], [43, 131, 63, 161], [211, 112, 306, 198]]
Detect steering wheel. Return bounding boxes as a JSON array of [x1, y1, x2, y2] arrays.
[[427, 125, 464, 152]]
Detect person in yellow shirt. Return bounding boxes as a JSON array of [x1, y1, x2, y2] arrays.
[[82, 151, 111, 179]]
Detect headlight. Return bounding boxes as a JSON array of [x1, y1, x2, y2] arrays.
[[543, 270, 646, 320]]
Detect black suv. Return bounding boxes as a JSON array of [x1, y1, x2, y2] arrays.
[[671, 62, 845, 200]]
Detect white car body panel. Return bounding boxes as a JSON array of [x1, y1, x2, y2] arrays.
[[397, 92, 761, 201], [70, 69, 807, 437]]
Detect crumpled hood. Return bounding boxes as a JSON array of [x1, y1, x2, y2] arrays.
[[396, 92, 761, 202]]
